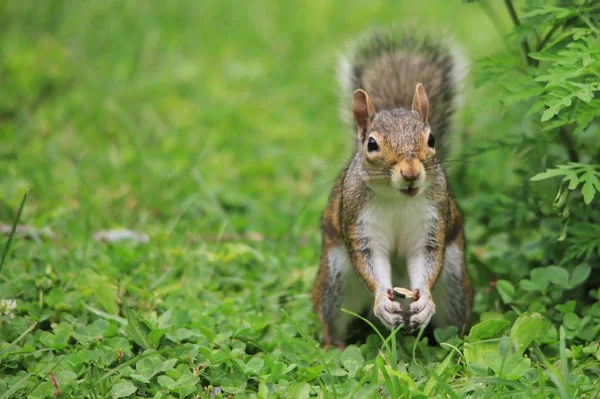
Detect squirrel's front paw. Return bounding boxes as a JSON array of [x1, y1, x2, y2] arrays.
[[407, 291, 435, 332], [373, 290, 404, 330]]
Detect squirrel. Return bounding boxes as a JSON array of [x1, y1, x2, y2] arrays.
[[312, 27, 473, 348]]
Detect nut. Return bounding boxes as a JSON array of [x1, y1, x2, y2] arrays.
[[392, 287, 420, 301]]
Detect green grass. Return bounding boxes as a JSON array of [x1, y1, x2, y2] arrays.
[[1, 0, 600, 398]]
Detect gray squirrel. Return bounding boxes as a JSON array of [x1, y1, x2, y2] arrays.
[[312, 27, 473, 348]]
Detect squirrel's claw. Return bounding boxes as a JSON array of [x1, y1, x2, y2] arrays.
[[406, 293, 435, 332], [374, 291, 405, 329]]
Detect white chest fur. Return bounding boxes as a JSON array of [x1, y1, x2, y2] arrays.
[[359, 195, 436, 258]]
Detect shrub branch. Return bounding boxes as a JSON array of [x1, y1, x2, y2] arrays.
[[503, 0, 534, 67]]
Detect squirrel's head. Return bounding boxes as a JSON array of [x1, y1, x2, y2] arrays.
[[352, 83, 437, 198]]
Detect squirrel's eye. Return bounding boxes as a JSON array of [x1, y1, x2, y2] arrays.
[[367, 137, 379, 152], [427, 133, 435, 148]]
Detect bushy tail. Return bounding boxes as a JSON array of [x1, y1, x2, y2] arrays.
[[338, 26, 468, 159]]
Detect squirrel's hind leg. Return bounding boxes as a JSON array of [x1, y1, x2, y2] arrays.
[[431, 236, 472, 334], [313, 243, 371, 348]]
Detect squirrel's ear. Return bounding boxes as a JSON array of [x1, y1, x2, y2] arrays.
[[352, 89, 375, 140], [412, 83, 429, 124]]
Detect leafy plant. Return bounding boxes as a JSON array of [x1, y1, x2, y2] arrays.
[[471, 0, 600, 320], [476, 1, 600, 247]]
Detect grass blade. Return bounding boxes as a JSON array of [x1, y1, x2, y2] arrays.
[[439, 342, 466, 363], [389, 324, 399, 369], [341, 308, 389, 353], [84, 304, 128, 326], [0, 372, 31, 399], [0, 322, 37, 363], [533, 344, 569, 399], [412, 326, 425, 365], [0, 191, 27, 273], [23, 355, 66, 397], [423, 366, 461, 399], [424, 349, 454, 396], [559, 326, 572, 397], [375, 356, 398, 398], [281, 309, 338, 399]]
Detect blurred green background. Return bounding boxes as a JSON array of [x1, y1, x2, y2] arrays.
[[0, 0, 508, 244]]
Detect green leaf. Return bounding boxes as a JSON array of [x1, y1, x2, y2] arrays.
[[541, 106, 559, 121], [433, 326, 458, 343], [566, 171, 580, 190], [95, 280, 119, 315], [174, 328, 195, 342], [580, 170, 600, 204], [521, 5, 576, 19], [340, 345, 364, 376], [245, 357, 264, 374], [582, 180, 596, 204], [306, 364, 324, 376], [530, 167, 570, 181], [520, 279, 538, 292], [258, 381, 269, 399], [468, 319, 511, 341], [482, 351, 503, 374], [563, 312, 579, 330], [495, 280, 515, 303], [157, 309, 173, 329], [569, 264, 591, 288], [39, 331, 70, 350], [57, 370, 77, 386], [220, 372, 248, 394], [546, 266, 570, 287], [130, 373, 151, 384], [124, 308, 152, 350], [289, 382, 311, 399], [556, 300, 576, 314], [148, 329, 166, 348], [530, 268, 549, 292], [511, 313, 544, 354], [136, 358, 154, 378], [110, 381, 137, 398], [156, 358, 177, 373], [173, 373, 198, 389], [157, 375, 176, 389], [503, 354, 532, 379]]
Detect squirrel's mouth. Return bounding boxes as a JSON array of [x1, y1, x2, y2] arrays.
[[400, 186, 420, 197]]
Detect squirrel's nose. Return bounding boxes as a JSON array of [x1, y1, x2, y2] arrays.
[[400, 168, 420, 182]]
